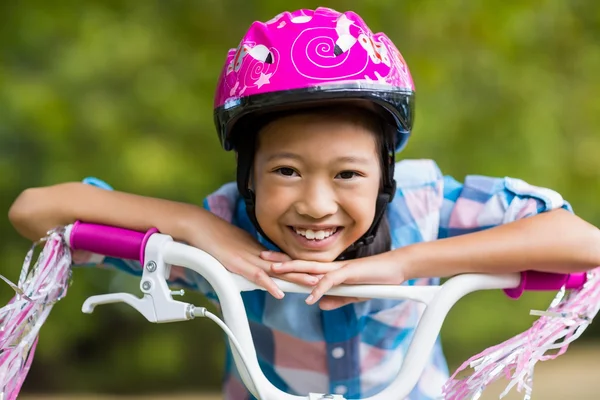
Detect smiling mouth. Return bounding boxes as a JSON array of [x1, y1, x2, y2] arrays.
[[287, 226, 343, 241]]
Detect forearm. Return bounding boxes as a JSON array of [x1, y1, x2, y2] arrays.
[[402, 209, 600, 280], [8, 182, 208, 243]]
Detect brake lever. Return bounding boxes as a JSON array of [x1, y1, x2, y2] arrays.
[[82, 292, 158, 321], [81, 235, 195, 323]]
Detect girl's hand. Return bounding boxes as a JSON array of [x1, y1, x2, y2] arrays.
[[270, 252, 405, 310], [191, 214, 320, 299]]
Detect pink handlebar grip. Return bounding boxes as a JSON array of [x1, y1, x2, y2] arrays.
[[69, 221, 158, 265], [504, 270, 588, 299]]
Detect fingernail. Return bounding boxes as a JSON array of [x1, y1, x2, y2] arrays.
[[277, 289, 285, 299], [305, 294, 314, 304], [307, 276, 319, 285], [261, 251, 270, 256], [272, 262, 282, 270]]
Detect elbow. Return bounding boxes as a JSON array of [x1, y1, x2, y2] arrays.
[[588, 226, 600, 269], [8, 185, 69, 241], [572, 217, 600, 272], [553, 210, 600, 272], [8, 188, 39, 227], [8, 187, 49, 240]]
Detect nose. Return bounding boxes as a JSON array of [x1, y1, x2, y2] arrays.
[[294, 179, 338, 219]]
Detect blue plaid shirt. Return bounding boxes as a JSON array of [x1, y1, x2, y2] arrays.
[[76, 159, 569, 399]]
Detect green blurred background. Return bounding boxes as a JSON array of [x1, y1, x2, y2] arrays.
[[1, 0, 599, 397]]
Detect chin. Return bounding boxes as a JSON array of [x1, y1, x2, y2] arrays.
[[286, 248, 341, 263]]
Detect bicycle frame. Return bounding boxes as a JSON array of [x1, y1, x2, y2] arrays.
[[66, 222, 587, 400]]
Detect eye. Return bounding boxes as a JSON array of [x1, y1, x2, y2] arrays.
[[336, 170, 359, 180], [275, 167, 298, 177]]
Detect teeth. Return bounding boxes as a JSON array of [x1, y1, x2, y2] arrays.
[[294, 227, 337, 240]]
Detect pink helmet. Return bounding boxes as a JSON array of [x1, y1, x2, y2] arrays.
[[213, 7, 415, 153]]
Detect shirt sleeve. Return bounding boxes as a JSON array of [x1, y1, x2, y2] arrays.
[[72, 177, 219, 302], [438, 174, 572, 239]]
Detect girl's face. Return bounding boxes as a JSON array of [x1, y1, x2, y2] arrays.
[[253, 112, 382, 262]]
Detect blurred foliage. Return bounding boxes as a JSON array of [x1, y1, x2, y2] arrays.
[[0, 0, 599, 396]]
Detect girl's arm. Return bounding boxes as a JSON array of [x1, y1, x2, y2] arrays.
[[8, 182, 315, 297], [9, 182, 202, 243], [402, 208, 600, 280]]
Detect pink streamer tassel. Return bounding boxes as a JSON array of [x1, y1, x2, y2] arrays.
[[443, 267, 600, 399], [0, 229, 72, 400]]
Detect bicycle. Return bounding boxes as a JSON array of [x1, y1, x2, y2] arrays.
[[1, 222, 598, 400]]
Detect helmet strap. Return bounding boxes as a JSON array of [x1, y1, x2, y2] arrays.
[[235, 131, 280, 247]]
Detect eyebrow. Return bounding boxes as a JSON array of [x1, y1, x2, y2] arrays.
[[266, 152, 302, 162], [266, 152, 373, 164]]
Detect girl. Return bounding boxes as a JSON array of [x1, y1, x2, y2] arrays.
[[8, 7, 600, 400]]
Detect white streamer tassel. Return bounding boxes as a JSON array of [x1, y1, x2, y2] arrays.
[[0, 229, 72, 400], [443, 267, 600, 399]]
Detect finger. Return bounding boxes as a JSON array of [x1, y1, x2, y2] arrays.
[[249, 256, 318, 286], [271, 260, 339, 275], [259, 251, 292, 262], [246, 252, 318, 298], [243, 266, 284, 299], [305, 269, 350, 305], [319, 296, 366, 311], [276, 272, 320, 286]]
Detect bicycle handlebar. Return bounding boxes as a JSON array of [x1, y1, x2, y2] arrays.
[[67, 222, 589, 399], [66, 222, 588, 298]]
